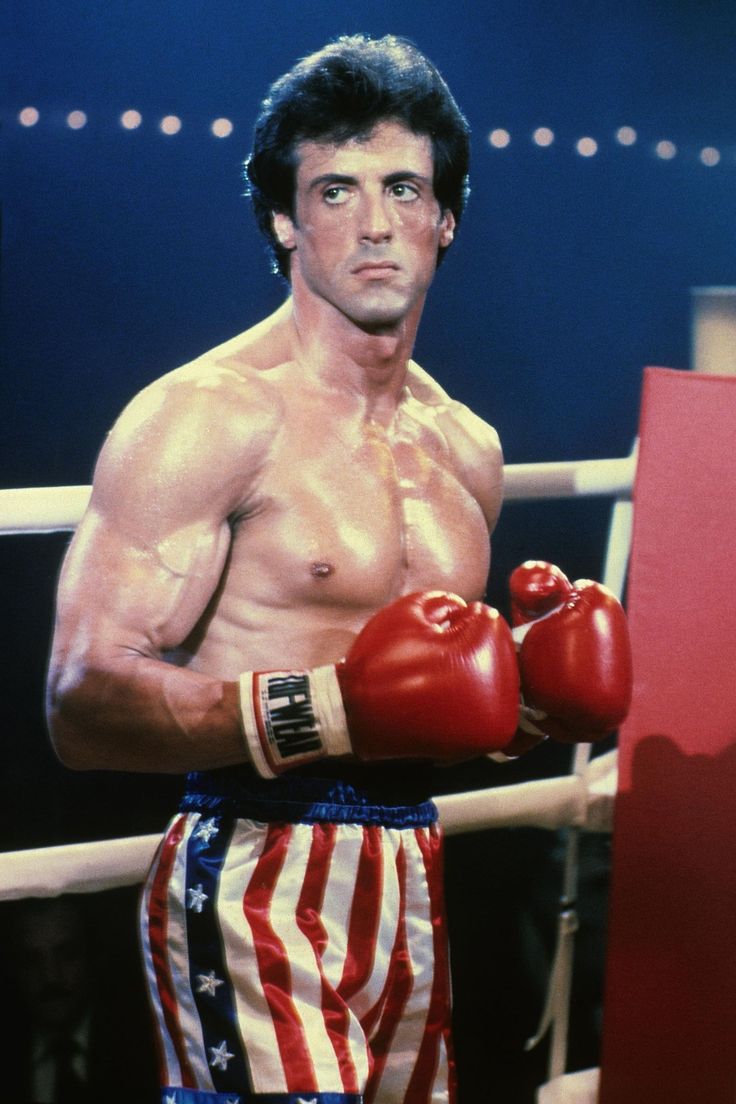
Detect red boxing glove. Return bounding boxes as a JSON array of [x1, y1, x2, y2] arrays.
[[239, 591, 520, 777], [509, 560, 633, 744]]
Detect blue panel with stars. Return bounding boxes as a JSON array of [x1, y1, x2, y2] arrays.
[[184, 815, 249, 1095], [162, 1090, 243, 1103]]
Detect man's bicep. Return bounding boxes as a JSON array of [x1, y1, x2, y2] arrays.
[[53, 498, 232, 663], [55, 378, 250, 658]]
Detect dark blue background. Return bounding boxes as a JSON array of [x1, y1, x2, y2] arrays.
[[6, 0, 736, 496], [3, 3, 736, 1096]]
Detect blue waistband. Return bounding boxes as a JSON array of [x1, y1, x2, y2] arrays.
[[181, 765, 438, 829], [161, 1091, 363, 1104]]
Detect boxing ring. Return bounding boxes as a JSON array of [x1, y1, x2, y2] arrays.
[[0, 449, 634, 1104], [4, 359, 736, 1102]]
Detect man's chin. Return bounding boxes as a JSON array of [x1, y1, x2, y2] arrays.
[[355, 312, 404, 335], [343, 290, 415, 333]]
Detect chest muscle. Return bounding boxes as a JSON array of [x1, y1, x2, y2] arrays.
[[230, 417, 491, 609]]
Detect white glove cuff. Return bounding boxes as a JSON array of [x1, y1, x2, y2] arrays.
[[239, 664, 350, 779], [511, 601, 563, 648]]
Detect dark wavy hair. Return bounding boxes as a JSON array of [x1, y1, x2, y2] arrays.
[[245, 34, 471, 279]]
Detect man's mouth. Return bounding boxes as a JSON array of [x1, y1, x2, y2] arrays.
[[352, 261, 399, 278]]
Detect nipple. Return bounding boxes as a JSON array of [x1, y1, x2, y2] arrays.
[[311, 561, 334, 580]]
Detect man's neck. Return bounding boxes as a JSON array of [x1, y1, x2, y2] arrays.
[[285, 280, 423, 408]]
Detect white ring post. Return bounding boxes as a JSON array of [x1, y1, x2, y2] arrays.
[[691, 287, 736, 375]]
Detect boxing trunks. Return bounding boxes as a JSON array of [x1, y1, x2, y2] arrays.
[[140, 764, 456, 1104]]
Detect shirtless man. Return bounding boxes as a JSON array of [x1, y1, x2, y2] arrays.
[[46, 34, 630, 1104]]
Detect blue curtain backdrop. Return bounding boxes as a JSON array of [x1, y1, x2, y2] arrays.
[[3, 3, 736, 1098]]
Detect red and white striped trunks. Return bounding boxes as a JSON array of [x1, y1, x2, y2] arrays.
[[140, 768, 456, 1104]]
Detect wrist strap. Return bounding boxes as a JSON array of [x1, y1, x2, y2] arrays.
[[239, 664, 351, 778], [511, 598, 564, 647]]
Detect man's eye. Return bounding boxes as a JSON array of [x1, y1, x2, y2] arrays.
[[390, 183, 419, 201], [323, 186, 349, 204]]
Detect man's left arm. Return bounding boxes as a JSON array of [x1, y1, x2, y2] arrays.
[[439, 402, 633, 755]]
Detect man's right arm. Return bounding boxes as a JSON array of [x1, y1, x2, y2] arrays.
[[46, 370, 272, 774], [48, 367, 526, 778]]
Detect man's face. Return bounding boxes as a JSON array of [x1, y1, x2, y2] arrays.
[[273, 120, 456, 332], [14, 900, 90, 1031]]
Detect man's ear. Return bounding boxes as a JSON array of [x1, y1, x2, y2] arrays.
[[272, 211, 297, 251], [439, 210, 456, 249]]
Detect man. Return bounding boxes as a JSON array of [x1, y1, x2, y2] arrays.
[[7, 896, 94, 1104], [46, 35, 629, 1104], [1, 895, 158, 1103]]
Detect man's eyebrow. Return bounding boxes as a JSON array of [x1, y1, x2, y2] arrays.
[[383, 171, 432, 187], [307, 170, 432, 191], [307, 173, 357, 192]]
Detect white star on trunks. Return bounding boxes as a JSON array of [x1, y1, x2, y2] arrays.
[[164, 1096, 176, 1104], [196, 969, 225, 996], [194, 817, 220, 844], [187, 883, 208, 912], [209, 1040, 235, 1071]]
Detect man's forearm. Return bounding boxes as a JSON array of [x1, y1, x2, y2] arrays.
[[47, 655, 244, 774]]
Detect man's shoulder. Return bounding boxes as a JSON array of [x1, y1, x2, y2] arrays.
[[405, 360, 501, 457], [91, 341, 287, 514], [405, 360, 503, 530], [115, 337, 284, 443], [88, 341, 284, 522]]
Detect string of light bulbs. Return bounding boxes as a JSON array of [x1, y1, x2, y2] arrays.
[[15, 107, 727, 166]]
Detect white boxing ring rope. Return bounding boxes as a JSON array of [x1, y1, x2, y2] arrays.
[[0, 453, 637, 535], [0, 749, 619, 901], [0, 451, 636, 1096]]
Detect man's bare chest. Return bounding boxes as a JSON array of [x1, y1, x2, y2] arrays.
[[229, 417, 492, 607]]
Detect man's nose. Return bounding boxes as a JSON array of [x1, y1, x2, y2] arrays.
[[358, 192, 392, 242]]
